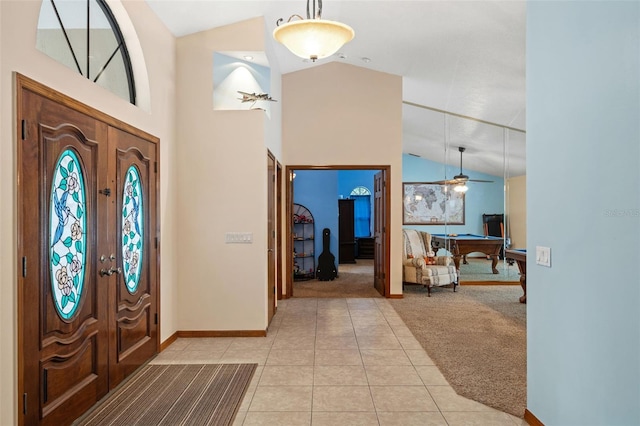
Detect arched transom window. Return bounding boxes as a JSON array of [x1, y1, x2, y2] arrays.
[[350, 186, 371, 196], [37, 0, 136, 104]]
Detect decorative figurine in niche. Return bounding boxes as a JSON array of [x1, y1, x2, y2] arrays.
[[237, 91, 277, 110]]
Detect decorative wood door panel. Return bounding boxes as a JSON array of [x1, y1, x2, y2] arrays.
[[18, 75, 159, 425], [19, 89, 110, 426], [108, 127, 158, 387]]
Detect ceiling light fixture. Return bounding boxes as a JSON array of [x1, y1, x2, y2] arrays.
[[243, 55, 254, 61], [453, 183, 469, 193], [273, 0, 354, 62]]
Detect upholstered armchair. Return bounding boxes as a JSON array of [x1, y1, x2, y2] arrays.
[[402, 229, 458, 296]]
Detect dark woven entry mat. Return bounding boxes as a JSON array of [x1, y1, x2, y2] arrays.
[[75, 364, 257, 426]]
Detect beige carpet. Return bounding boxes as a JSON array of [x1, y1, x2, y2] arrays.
[[293, 259, 382, 298], [390, 285, 526, 418], [458, 257, 521, 283], [75, 364, 256, 425]]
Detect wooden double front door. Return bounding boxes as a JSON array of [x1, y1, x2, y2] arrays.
[[17, 75, 159, 425]]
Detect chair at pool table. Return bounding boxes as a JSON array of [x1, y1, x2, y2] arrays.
[[402, 229, 458, 296], [482, 213, 506, 260]]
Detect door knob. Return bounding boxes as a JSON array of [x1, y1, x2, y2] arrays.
[[99, 268, 113, 277], [99, 267, 122, 277]]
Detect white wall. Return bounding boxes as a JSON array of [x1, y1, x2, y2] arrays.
[[176, 17, 282, 331], [120, 0, 179, 350], [527, 2, 639, 424], [263, 22, 283, 161], [0, 1, 178, 423], [283, 62, 403, 294]]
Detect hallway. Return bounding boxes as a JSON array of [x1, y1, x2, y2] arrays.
[[153, 298, 526, 425]]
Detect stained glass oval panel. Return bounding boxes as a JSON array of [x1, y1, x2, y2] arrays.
[[122, 166, 143, 293], [49, 149, 87, 321]]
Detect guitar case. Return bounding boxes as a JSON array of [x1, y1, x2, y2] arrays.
[[316, 228, 337, 281]]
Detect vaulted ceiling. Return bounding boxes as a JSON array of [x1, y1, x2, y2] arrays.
[[146, 0, 526, 177]]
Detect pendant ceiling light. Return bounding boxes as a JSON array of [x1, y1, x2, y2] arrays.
[[273, 0, 355, 62]]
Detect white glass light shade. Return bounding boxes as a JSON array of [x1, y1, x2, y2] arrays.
[[453, 184, 469, 193], [273, 19, 354, 61]]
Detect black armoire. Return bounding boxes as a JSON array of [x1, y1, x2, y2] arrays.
[[338, 199, 356, 263]]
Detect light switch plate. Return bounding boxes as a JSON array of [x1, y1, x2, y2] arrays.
[[536, 246, 551, 267], [225, 232, 253, 244]]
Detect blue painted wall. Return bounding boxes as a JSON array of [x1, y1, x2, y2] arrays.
[[527, 2, 639, 424], [402, 153, 504, 236], [213, 52, 270, 94], [338, 169, 377, 237], [337, 169, 377, 199], [292, 170, 339, 274], [293, 169, 378, 273]]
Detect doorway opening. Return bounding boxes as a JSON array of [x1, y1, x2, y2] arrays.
[[284, 165, 391, 299]]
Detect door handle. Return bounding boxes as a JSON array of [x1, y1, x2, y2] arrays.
[[100, 268, 113, 277], [99, 267, 122, 277]]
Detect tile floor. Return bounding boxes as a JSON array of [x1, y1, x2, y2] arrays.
[[152, 297, 527, 425]]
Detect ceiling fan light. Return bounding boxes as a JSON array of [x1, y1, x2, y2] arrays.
[[453, 184, 468, 193], [273, 19, 354, 61]]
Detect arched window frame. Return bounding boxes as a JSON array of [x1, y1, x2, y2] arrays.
[[38, 0, 137, 105], [350, 186, 371, 196]]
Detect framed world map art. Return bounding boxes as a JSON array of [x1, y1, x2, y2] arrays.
[[402, 183, 465, 225]]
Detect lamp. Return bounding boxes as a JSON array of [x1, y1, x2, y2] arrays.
[[453, 183, 469, 193], [273, 0, 354, 62]]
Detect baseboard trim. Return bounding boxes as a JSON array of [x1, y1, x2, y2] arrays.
[[160, 332, 178, 351], [460, 280, 520, 286], [524, 409, 544, 426], [387, 293, 403, 299], [177, 330, 267, 338]]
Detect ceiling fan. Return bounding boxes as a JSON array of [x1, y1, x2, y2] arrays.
[[430, 147, 494, 192]]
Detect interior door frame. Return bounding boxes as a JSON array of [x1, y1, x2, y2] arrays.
[[284, 165, 391, 298], [266, 151, 277, 324], [16, 73, 161, 425], [276, 161, 283, 300]]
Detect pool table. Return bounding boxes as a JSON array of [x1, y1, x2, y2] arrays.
[[431, 234, 504, 274], [505, 249, 527, 303]]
